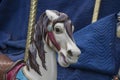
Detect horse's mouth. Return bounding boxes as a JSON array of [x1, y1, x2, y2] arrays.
[[60, 52, 68, 64], [58, 52, 70, 67]]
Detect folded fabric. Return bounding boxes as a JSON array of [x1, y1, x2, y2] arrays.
[[72, 13, 118, 75], [57, 64, 112, 80], [0, 31, 10, 49], [0, 38, 25, 61]]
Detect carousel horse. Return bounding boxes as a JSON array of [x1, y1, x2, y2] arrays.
[[113, 12, 120, 80], [0, 10, 81, 80]]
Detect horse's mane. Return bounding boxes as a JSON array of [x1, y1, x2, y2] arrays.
[[28, 10, 73, 75]]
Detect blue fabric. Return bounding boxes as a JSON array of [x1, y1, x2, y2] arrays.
[[99, 0, 120, 19], [0, 0, 29, 61], [57, 64, 112, 80], [0, 0, 120, 80], [37, 0, 95, 31], [16, 69, 28, 80], [72, 14, 118, 75]]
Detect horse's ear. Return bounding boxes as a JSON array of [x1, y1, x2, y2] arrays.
[[45, 10, 59, 21]]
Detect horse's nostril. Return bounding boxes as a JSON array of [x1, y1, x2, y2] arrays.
[[77, 54, 80, 57], [67, 50, 73, 57]]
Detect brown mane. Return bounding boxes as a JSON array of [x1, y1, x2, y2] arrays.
[[27, 10, 73, 75]]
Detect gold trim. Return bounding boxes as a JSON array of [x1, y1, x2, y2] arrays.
[[92, 0, 101, 23], [24, 0, 38, 62]]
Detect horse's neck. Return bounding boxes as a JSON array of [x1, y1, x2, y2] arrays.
[[23, 43, 57, 80]]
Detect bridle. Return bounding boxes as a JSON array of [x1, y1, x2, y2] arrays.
[[46, 30, 61, 51]]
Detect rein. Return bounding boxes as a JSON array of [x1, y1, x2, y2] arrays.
[[46, 21, 62, 51], [47, 31, 61, 51]]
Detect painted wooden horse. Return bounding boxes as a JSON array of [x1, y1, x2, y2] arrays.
[[0, 10, 81, 80], [112, 12, 120, 80]]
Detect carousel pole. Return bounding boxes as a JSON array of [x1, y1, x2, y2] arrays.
[[24, 0, 38, 62], [92, 0, 101, 23], [117, 12, 120, 38]]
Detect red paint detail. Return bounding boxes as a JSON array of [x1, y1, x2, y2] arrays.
[[47, 32, 61, 51], [47, 36, 50, 47], [6, 61, 25, 80]]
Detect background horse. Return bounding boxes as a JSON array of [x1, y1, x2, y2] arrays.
[[0, 10, 80, 80], [113, 12, 120, 80]]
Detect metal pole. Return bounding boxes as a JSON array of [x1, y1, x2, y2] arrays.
[[24, 0, 38, 62], [92, 0, 101, 23]]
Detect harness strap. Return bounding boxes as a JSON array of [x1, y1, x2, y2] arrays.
[[6, 60, 25, 80], [47, 32, 61, 51]]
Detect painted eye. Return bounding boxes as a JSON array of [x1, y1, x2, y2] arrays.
[[55, 28, 60, 32], [54, 27, 63, 34]]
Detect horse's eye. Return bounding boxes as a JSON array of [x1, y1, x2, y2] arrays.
[[54, 27, 62, 34], [55, 28, 60, 32]]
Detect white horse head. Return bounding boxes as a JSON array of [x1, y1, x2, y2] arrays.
[[25, 10, 81, 80], [45, 10, 81, 67], [18, 10, 81, 80]]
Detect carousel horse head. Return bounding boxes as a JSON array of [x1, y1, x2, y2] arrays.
[[35, 10, 81, 68]]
